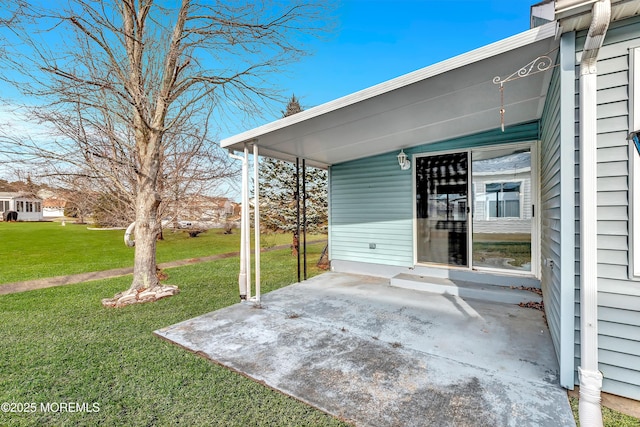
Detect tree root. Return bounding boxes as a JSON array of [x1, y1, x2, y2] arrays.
[[101, 285, 179, 308]]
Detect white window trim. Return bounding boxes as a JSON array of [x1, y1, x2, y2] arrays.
[[630, 46, 640, 279]]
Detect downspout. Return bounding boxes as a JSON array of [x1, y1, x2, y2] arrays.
[[578, 1, 611, 426]]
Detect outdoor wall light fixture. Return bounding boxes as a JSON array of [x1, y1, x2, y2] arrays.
[[629, 131, 640, 156], [397, 149, 411, 170]]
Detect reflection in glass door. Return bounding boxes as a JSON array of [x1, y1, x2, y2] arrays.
[[471, 148, 532, 272], [416, 153, 468, 266]]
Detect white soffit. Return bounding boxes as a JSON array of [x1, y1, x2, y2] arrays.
[[221, 22, 559, 168], [557, 0, 640, 32]]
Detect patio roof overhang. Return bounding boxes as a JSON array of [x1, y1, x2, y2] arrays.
[[555, 0, 640, 32], [220, 22, 560, 169]]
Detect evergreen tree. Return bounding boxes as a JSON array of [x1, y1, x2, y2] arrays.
[[257, 95, 327, 237]]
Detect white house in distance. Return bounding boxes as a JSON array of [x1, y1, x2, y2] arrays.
[[41, 197, 67, 218], [162, 196, 238, 227], [0, 192, 43, 221], [222, 0, 640, 410]]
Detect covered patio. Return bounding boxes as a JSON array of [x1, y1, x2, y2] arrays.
[[219, 23, 558, 168], [156, 272, 575, 426]]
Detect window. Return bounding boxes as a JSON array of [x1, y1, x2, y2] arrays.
[[0, 201, 8, 211], [16, 201, 23, 212], [485, 182, 521, 218]]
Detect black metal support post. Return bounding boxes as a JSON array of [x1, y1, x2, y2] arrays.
[[295, 157, 301, 283], [302, 158, 307, 280]]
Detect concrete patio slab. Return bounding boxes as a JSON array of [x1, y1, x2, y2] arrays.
[[155, 272, 575, 427]]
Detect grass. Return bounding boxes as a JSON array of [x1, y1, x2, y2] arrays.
[[570, 397, 640, 427], [0, 223, 637, 426], [472, 241, 531, 268], [472, 238, 532, 269], [0, 222, 318, 284], [0, 244, 345, 427]]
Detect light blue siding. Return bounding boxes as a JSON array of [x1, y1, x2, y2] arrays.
[[330, 154, 414, 267], [539, 31, 576, 390], [572, 15, 640, 400], [330, 16, 640, 401], [329, 123, 540, 269]]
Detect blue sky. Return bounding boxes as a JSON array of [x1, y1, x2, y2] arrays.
[[1, 0, 539, 138], [0, 0, 539, 181], [258, 0, 538, 134]]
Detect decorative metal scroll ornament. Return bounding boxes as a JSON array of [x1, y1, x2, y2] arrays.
[[493, 55, 554, 132]]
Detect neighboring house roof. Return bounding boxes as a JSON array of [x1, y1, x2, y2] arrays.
[[43, 197, 67, 209], [473, 152, 532, 174], [0, 192, 41, 200], [221, 22, 559, 168], [163, 196, 237, 220], [209, 197, 234, 209]]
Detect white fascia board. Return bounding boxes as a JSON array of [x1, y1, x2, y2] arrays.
[[256, 145, 330, 169], [556, 0, 639, 32], [531, 1, 557, 25], [555, 0, 598, 17], [220, 21, 558, 150]]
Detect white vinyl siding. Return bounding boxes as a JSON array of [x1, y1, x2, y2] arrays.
[[473, 177, 532, 234], [329, 154, 414, 267], [539, 30, 576, 389], [573, 16, 640, 400]]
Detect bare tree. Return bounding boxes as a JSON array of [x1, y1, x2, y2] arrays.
[[57, 173, 100, 224], [157, 117, 234, 230], [0, 0, 26, 30], [0, 0, 330, 303]]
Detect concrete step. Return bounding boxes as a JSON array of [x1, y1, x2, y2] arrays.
[[390, 273, 543, 305]]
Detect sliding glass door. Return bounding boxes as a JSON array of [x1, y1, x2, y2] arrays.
[[471, 147, 533, 272], [415, 145, 536, 273], [415, 152, 468, 266]]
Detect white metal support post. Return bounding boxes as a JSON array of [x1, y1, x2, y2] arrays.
[[243, 145, 251, 301], [253, 144, 261, 303], [228, 144, 261, 303], [228, 149, 249, 300]]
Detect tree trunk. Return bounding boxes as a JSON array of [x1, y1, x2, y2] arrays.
[[292, 232, 299, 257], [131, 185, 161, 291], [130, 131, 162, 291]]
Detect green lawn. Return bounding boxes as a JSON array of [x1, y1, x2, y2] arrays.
[[472, 233, 532, 269], [570, 397, 640, 427], [0, 244, 344, 427], [0, 222, 307, 284], [0, 222, 637, 426]]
